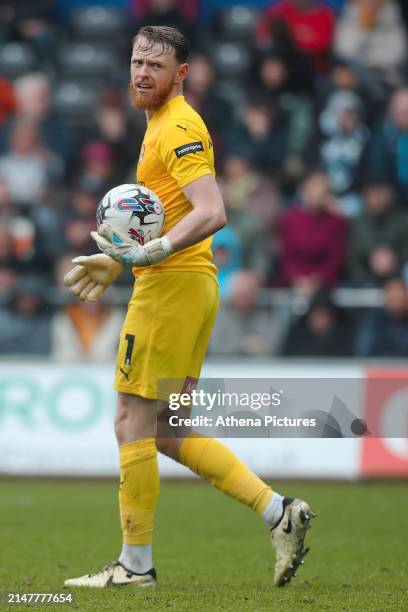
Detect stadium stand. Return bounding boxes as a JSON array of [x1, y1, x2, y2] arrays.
[[1, 0, 408, 359]]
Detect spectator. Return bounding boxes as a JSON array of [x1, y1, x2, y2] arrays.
[[0, 181, 37, 267], [73, 141, 116, 195], [0, 177, 55, 278], [10, 0, 57, 64], [184, 53, 233, 153], [0, 75, 16, 126], [282, 288, 355, 356], [253, 23, 315, 96], [83, 90, 140, 184], [0, 275, 52, 355], [250, 51, 315, 180], [218, 173, 273, 281], [133, 0, 197, 45], [347, 182, 408, 286], [50, 254, 124, 362], [0, 224, 19, 294], [318, 58, 385, 126], [62, 181, 100, 256], [356, 277, 408, 356], [210, 270, 289, 356], [0, 118, 64, 207], [334, 0, 407, 87], [320, 90, 369, 216], [212, 225, 243, 299], [0, 73, 74, 163], [30, 194, 67, 266], [51, 299, 123, 362], [256, 0, 336, 72], [363, 88, 408, 200], [225, 154, 283, 222], [277, 170, 347, 292], [226, 98, 288, 177]]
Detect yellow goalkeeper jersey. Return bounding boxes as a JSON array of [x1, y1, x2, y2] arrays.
[[134, 95, 217, 279]]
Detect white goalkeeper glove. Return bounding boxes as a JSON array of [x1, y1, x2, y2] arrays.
[[90, 224, 173, 267], [63, 253, 124, 301]]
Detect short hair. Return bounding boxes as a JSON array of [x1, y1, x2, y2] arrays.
[[133, 26, 189, 64]]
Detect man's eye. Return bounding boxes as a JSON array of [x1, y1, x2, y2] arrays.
[[152, 63, 161, 69], [132, 59, 142, 65]]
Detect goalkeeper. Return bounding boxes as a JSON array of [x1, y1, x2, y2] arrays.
[[63, 25, 314, 589]]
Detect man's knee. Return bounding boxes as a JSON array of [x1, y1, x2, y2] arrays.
[[115, 392, 157, 445], [156, 436, 181, 460]]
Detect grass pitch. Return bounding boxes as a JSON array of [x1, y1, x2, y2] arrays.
[[1, 479, 407, 611]]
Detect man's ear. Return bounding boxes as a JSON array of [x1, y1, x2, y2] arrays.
[[175, 63, 189, 85]]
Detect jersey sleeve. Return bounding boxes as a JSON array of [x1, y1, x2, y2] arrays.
[[155, 119, 214, 189]]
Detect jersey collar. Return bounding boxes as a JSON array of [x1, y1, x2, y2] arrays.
[[149, 95, 184, 124]]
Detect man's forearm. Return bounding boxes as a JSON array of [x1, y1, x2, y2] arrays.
[[167, 206, 226, 252]]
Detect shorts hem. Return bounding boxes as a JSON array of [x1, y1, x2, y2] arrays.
[[115, 383, 159, 400]]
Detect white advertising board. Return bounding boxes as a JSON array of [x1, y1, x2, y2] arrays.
[[0, 361, 363, 478]]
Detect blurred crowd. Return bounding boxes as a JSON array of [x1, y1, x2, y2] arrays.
[[1, 0, 408, 360]]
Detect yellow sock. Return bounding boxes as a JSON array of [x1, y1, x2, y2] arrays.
[[179, 433, 273, 515], [119, 438, 159, 546]]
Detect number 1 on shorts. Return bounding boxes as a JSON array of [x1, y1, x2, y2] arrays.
[[124, 333, 135, 366]]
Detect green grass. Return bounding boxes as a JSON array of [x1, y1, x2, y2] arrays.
[[1, 480, 407, 611]]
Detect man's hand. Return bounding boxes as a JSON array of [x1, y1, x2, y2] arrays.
[[91, 224, 173, 267], [63, 253, 124, 301]]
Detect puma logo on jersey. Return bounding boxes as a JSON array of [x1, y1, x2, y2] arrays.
[[174, 141, 204, 158], [176, 124, 188, 132]]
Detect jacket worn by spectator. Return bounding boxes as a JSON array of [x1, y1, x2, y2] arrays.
[[256, 0, 336, 72], [51, 303, 124, 362], [334, 0, 407, 87], [282, 290, 355, 357], [356, 278, 408, 356], [278, 205, 347, 288], [348, 187, 408, 286]]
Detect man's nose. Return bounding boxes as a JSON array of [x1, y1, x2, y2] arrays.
[[137, 63, 150, 78]]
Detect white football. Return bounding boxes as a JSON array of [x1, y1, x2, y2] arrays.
[[96, 183, 165, 245]]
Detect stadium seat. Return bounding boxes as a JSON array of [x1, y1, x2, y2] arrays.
[[0, 43, 36, 78], [214, 5, 258, 41], [211, 42, 250, 79], [53, 81, 97, 124], [69, 5, 126, 40], [58, 43, 117, 79]]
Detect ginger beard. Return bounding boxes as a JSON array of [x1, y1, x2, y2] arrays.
[[129, 76, 175, 111]]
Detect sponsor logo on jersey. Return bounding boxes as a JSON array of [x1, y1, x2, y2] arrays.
[[174, 141, 204, 158]]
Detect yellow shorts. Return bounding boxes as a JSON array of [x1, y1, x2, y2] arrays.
[[114, 271, 219, 399]]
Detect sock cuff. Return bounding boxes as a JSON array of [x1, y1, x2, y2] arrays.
[[253, 486, 274, 515], [120, 438, 157, 467]]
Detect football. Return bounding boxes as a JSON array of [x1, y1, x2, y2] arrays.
[[96, 183, 165, 246]]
